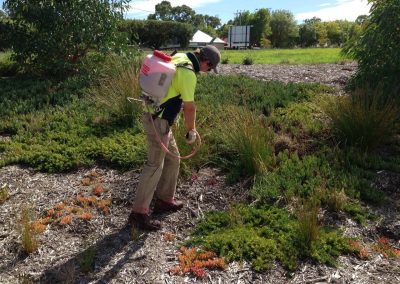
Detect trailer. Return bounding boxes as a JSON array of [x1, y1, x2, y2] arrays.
[[227, 25, 252, 49]]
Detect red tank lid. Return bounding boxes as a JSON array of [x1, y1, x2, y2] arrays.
[[153, 50, 172, 62]]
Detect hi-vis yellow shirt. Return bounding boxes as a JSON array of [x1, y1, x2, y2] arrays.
[[163, 53, 196, 103], [151, 53, 197, 125]]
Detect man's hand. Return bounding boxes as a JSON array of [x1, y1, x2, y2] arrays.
[[185, 130, 197, 144]]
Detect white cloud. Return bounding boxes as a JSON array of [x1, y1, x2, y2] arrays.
[[296, 0, 371, 22], [126, 0, 221, 18], [319, 3, 332, 7]]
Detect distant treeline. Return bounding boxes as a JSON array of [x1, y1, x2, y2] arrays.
[[121, 1, 366, 49]]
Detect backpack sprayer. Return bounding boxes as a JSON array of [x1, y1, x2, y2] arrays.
[[127, 50, 202, 160]]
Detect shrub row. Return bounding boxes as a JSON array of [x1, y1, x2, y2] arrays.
[[118, 19, 193, 49]]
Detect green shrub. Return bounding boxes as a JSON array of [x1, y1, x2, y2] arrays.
[[174, 76, 329, 174], [342, 0, 400, 96], [268, 98, 328, 138], [0, 76, 87, 121], [119, 19, 192, 49], [323, 189, 348, 213], [359, 185, 386, 205], [221, 57, 229, 64], [323, 87, 399, 151], [0, 95, 146, 172], [220, 107, 275, 180], [309, 228, 352, 266], [0, 19, 13, 51], [296, 196, 321, 249], [251, 149, 369, 204], [190, 204, 351, 271], [195, 75, 330, 116], [4, 0, 127, 75], [0, 52, 18, 77], [343, 202, 373, 225], [242, 57, 253, 65], [89, 54, 143, 127]]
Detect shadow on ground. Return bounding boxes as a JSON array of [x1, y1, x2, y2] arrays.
[[39, 224, 147, 284]]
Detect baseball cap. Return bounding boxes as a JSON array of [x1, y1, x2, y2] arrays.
[[201, 45, 221, 73]]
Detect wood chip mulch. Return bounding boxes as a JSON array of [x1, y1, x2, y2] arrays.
[[0, 165, 399, 284]]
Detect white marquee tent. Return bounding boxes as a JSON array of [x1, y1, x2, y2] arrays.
[[189, 30, 225, 50]]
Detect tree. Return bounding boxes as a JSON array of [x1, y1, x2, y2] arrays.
[[326, 21, 341, 46], [147, 1, 173, 21], [202, 15, 221, 29], [269, 10, 298, 48], [0, 15, 11, 51], [315, 22, 328, 46], [231, 10, 253, 26], [148, 1, 221, 33], [228, 9, 271, 46], [0, 9, 7, 20], [250, 9, 271, 46], [355, 15, 368, 25], [217, 23, 230, 39], [342, 0, 400, 95], [172, 5, 195, 23], [299, 18, 321, 47], [337, 20, 361, 46], [4, 0, 129, 75]]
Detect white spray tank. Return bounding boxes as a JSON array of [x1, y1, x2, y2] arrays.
[[139, 50, 176, 104]]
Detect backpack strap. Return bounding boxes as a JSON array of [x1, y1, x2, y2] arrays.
[[175, 63, 194, 72]]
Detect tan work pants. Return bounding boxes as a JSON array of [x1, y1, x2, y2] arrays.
[[132, 113, 180, 214]]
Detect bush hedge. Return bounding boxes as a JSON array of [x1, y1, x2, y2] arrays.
[[119, 19, 193, 49]]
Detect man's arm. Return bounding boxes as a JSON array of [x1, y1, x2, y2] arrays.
[[182, 101, 196, 132]]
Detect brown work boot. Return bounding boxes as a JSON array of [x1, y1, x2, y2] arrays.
[[128, 212, 162, 231], [153, 198, 184, 214]]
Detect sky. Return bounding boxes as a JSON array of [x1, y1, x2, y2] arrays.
[[126, 0, 371, 23], [0, 0, 371, 24]]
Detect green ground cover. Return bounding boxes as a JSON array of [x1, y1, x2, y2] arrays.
[[220, 48, 351, 64], [0, 51, 18, 76], [0, 52, 398, 272]]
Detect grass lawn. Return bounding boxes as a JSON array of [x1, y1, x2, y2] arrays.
[[141, 47, 351, 65], [220, 48, 351, 64]]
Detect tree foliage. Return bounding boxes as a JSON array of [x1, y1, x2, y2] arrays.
[[0, 9, 7, 20], [3, 0, 129, 75], [119, 19, 192, 49], [229, 9, 271, 46], [148, 0, 221, 32], [299, 18, 320, 47], [251, 9, 272, 46], [269, 10, 298, 48], [342, 0, 400, 95], [0, 10, 12, 51], [299, 18, 360, 48]]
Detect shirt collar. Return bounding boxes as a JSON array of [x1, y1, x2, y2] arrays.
[[186, 52, 200, 73]]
